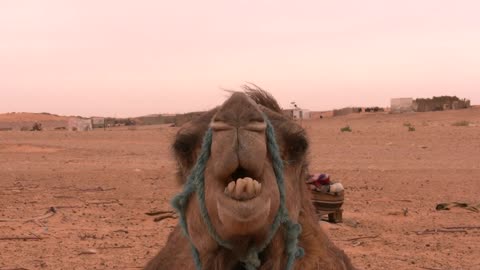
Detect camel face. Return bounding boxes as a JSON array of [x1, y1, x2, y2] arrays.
[[173, 90, 308, 251], [146, 87, 356, 270]]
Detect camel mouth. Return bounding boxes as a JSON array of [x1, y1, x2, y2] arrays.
[[222, 166, 263, 201], [216, 173, 270, 233], [216, 195, 271, 225]]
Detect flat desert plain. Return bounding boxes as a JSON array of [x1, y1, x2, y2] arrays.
[[0, 107, 479, 270]]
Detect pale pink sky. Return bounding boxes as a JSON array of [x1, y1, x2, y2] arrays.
[[1, 0, 479, 117]]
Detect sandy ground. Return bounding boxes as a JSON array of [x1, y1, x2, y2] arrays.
[[0, 108, 479, 270]]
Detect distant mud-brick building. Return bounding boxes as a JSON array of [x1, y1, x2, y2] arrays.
[[413, 96, 471, 112], [310, 111, 333, 119], [134, 114, 176, 125], [333, 107, 362, 117], [91, 117, 105, 128]]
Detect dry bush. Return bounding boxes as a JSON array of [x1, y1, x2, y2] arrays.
[[452, 120, 470, 127], [340, 125, 352, 132]]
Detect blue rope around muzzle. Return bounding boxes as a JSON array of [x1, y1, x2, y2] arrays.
[[171, 117, 304, 270]]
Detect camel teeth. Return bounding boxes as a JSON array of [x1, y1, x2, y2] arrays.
[[245, 178, 255, 198], [225, 181, 235, 195], [234, 178, 247, 198], [253, 180, 261, 195], [227, 178, 262, 200]]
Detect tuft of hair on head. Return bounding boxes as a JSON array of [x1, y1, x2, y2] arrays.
[[242, 83, 282, 113]]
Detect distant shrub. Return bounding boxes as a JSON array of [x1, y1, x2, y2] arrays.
[[340, 125, 352, 132], [408, 126, 416, 132], [452, 120, 470, 127], [125, 118, 136, 126], [31, 122, 43, 131]]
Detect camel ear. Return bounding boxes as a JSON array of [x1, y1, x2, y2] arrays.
[[172, 131, 202, 185], [173, 132, 199, 169]]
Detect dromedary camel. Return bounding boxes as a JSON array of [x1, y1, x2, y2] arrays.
[[145, 86, 356, 270]]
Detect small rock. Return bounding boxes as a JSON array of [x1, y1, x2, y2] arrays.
[[79, 248, 98, 255], [344, 218, 360, 228]]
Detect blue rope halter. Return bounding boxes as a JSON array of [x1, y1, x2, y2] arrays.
[[171, 116, 304, 270]]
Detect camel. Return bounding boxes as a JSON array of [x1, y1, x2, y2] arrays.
[[145, 86, 356, 270]]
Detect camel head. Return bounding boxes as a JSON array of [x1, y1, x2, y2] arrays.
[[172, 86, 309, 260]]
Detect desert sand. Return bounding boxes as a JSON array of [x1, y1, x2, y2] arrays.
[[0, 107, 479, 270]]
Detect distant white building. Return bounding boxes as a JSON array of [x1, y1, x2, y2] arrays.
[[391, 98, 414, 113], [283, 108, 310, 120], [68, 118, 93, 131]]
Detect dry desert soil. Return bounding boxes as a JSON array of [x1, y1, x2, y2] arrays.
[[1, 108, 479, 270]]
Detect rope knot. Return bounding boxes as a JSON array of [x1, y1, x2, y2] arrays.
[[241, 250, 262, 270], [295, 247, 305, 259]]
